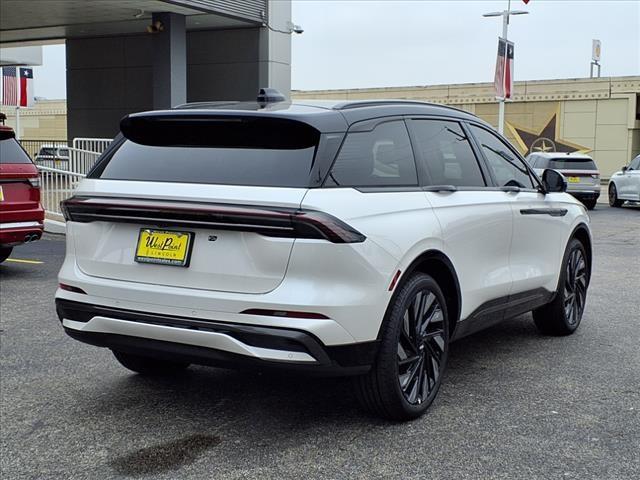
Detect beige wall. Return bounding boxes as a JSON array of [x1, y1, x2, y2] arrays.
[[1, 99, 67, 141], [294, 76, 640, 178]]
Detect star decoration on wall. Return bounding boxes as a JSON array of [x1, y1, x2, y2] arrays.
[[506, 109, 591, 155]]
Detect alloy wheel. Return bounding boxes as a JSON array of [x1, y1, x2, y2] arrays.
[[609, 184, 618, 206], [397, 289, 447, 405], [564, 248, 587, 326]]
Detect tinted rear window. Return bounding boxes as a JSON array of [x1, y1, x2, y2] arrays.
[[549, 157, 596, 170], [91, 117, 321, 187], [38, 147, 56, 156], [95, 141, 316, 187], [0, 138, 33, 164]]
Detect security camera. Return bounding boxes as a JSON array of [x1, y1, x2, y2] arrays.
[[146, 21, 164, 34], [286, 21, 303, 34]]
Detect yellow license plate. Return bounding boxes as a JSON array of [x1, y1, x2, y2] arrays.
[[568, 177, 580, 183], [135, 229, 193, 267]]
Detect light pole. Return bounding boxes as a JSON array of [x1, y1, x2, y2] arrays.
[[483, 0, 528, 134]]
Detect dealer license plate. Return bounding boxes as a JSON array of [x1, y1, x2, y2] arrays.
[[134, 229, 193, 267]]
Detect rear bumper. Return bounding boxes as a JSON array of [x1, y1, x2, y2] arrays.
[[0, 220, 44, 247], [567, 190, 600, 201], [57, 299, 377, 376]]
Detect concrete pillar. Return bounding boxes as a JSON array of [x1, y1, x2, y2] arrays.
[[259, 0, 292, 99], [152, 12, 186, 109]]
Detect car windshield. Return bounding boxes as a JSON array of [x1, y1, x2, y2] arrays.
[[39, 147, 56, 156], [548, 157, 596, 170]]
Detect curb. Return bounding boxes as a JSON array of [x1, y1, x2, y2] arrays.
[[44, 219, 66, 235]]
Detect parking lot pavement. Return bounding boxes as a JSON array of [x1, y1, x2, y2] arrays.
[[1, 205, 639, 480]]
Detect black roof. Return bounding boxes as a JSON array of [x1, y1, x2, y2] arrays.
[[127, 99, 487, 134]]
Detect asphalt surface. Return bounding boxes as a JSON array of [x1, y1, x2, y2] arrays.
[[1, 203, 639, 480]]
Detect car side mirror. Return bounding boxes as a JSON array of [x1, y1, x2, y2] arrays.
[[542, 169, 567, 193], [621, 166, 628, 172]]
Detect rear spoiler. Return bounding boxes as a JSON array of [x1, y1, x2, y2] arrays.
[[120, 112, 320, 149], [0, 126, 16, 140]]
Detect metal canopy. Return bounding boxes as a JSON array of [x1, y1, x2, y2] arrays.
[[0, 0, 265, 44]]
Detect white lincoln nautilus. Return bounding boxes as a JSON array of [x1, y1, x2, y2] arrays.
[[57, 92, 592, 420]]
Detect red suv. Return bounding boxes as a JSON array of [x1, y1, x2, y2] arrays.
[[0, 126, 44, 263]]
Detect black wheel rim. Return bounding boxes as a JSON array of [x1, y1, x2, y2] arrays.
[[609, 185, 616, 204], [397, 290, 446, 405], [564, 248, 587, 326]]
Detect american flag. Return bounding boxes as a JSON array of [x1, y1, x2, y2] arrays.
[[2, 67, 18, 106]]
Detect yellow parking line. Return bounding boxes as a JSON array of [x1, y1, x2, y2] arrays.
[[5, 258, 43, 265]]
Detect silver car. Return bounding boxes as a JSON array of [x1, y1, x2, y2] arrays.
[[526, 152, 600, 210], [608, 155, 640, 207]]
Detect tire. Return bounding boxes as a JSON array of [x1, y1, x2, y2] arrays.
[[112, 350, 190, 375], [0, 247, 13, 264], [583, 199, 597, 210], [355, 273, 449, 421], [533, 238, 589, 336], [608, 183, 623, 207]]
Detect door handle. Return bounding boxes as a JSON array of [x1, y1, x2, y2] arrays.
[[423, 185, 457, 193], [520, 208, 568, 217]]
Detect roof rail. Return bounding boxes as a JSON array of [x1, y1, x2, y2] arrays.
[[333, 99, 469, 114]]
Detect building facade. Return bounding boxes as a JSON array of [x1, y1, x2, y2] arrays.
[[1, 0, 292, 141], [293, 76, 640, 179], [2, 100, 67, 140]]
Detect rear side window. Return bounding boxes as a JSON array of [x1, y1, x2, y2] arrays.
[[470, 125, 535, 189], [410, 119, 485, 187], [92, 117, 321, 187], [548, 157, 597, 170], [0, 138, 33, 164], [328, 121, 417, 187]]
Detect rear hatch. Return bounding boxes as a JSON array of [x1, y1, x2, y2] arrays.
[[0, 131, 41, 222], [65, 113, 327, 294], [549, 156, 600, 189]]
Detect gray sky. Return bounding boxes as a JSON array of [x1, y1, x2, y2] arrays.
[[32, 0, 640, 99]]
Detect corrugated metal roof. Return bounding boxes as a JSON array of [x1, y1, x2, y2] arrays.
[[165, 0, 266, 24]]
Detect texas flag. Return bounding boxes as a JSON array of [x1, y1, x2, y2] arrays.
[[494, 38, 515, 100], [19, 68, 34, 107]]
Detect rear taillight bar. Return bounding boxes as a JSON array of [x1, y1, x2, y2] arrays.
[[61, 196, 366, 244]]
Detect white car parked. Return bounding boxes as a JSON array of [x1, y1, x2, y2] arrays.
[[56, 94, 593, 420], [608, 154, 640, 206]]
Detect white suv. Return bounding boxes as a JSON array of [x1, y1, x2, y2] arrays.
[[56, 96, 592, 420], [608, 155, 640, 206]]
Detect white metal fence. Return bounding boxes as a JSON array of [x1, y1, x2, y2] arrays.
[[72, 138, 112, 155], [38, 166, 86, 216], [71, 137, 112, 174], [37, 138, 112, 216]]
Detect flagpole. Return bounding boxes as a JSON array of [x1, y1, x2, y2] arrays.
[[15, 66, 21, 140], [483, 1, 528, 135], [497, 1, 510, 135], [15, 106, 20, 140]]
